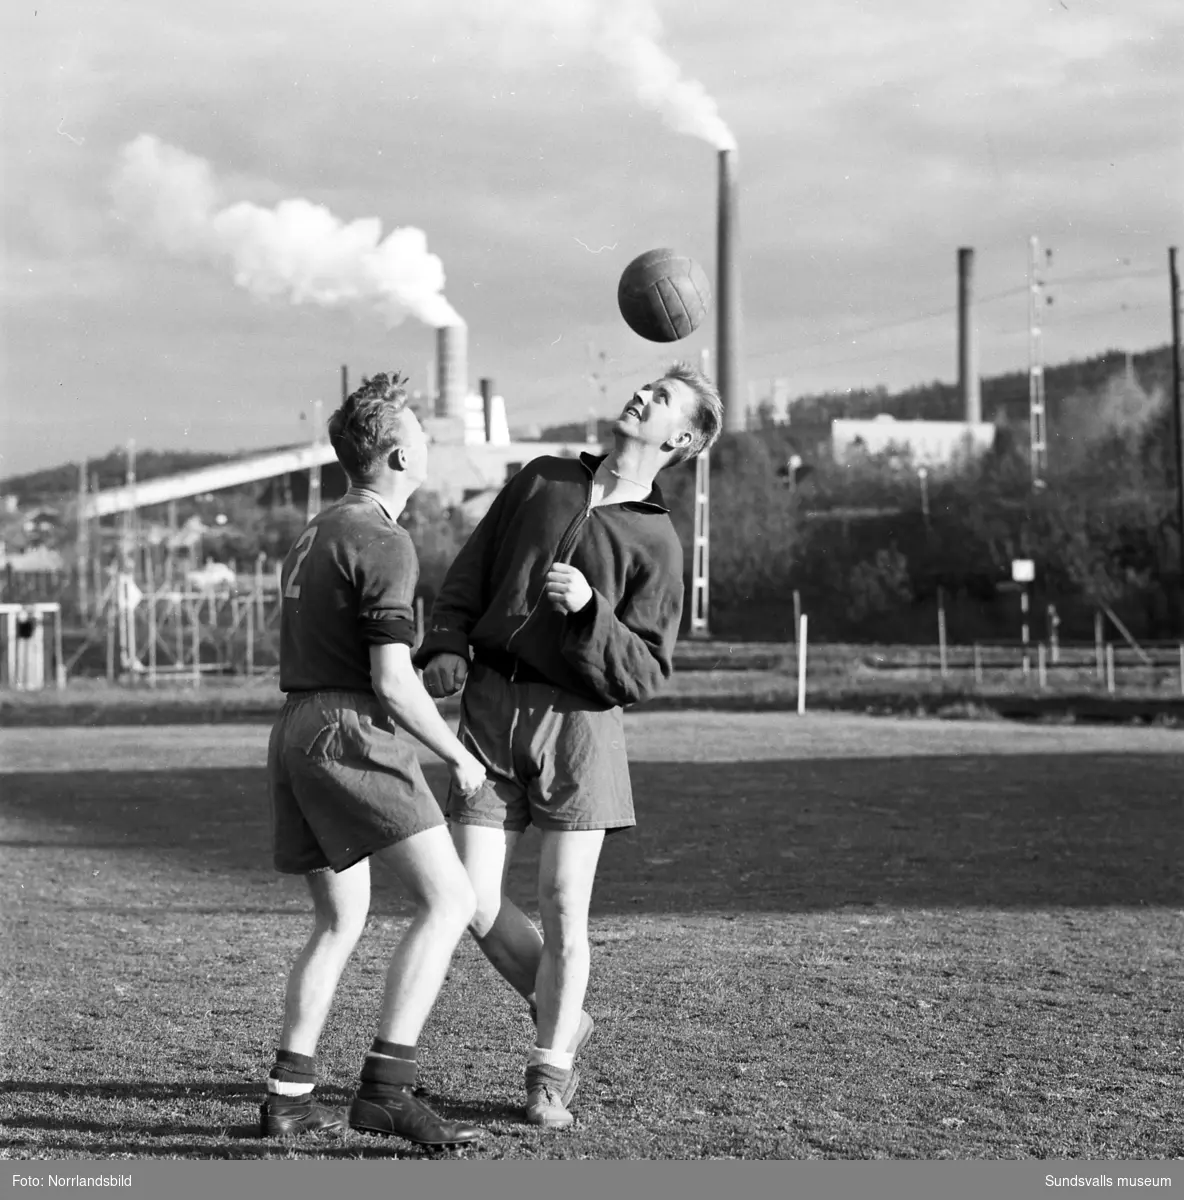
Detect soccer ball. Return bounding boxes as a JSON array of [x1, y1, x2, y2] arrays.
[[617, 248, 712, 342]]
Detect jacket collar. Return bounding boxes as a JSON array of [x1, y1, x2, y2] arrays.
[[578, 451, 670, 513]]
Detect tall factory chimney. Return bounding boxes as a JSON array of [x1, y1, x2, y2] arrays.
[[436, 322, 468, 421], [957, 247, 982, 424], [717, 148, 745, 434], [479, 377, 495, 444]]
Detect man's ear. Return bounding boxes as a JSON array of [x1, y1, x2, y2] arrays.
[[664, 429, 694, 452], [389, 446, 409, 472]]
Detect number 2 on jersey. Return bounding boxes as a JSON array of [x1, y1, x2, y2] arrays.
[[284, 528, 318, 599]]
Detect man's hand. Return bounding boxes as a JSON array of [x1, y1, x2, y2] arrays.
[[545, 564, 593, 614], [449, 748, 486, 799], [423, 652, 469, 698]]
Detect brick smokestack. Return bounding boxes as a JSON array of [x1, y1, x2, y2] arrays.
[[717, 148, 745, 434], [957, 247, 982, 424], [479, 378, 495, 444], [436, 322, 467, 420]]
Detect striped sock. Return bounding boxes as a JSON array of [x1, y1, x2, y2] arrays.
[[360, 1039, 417, 1090], [267, 1049, 316, 1097]]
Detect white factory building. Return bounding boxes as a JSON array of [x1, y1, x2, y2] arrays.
[[831, 415, 996, 469]]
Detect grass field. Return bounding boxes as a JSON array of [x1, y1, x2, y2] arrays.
[[1, 713, 1181, 1160]]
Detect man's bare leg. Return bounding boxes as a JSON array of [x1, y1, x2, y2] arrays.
[[532, 828, 604, 1056], [347, 826, 482, 1147], [451, 822, 594, 1052], [371, 825, 477, 1043], [279, 860, 371, 1056], [451, 823, 540, 996], [262, 859, 372, 1136]]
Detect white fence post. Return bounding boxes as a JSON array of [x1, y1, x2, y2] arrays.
[[937, 587, 948, 679], [797, 614, 808, 716]]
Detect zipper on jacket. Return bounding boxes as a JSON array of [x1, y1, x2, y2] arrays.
[[505, 472, 595, 657]]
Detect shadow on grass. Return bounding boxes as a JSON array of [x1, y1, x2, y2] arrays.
[[1, 756, 1180, 911], [0, 1080, 518, 1156]]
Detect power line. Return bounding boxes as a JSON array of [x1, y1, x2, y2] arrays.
[[591, 268, 1166, 388], [745, 270, 1165, 369]]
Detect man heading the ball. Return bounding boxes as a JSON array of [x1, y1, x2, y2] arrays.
[[261, 372, 486, 1147], [416, 361, 723, 1129]]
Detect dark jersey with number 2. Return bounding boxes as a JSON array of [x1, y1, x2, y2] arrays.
[[278, 488, 419, 694]]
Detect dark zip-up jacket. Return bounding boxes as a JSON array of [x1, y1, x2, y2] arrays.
[[414, 452, 684, 708]]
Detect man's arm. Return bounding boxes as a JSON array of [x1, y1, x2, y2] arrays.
[[554, 537, 684, 707], [355, 531, 485, 792], [369, 643, 482, 792]]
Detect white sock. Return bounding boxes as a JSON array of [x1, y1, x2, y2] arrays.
[[528, 1045, 574, 1070], [266, 1079, 314, 1097]]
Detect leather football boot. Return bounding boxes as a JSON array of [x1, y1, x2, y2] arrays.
[[524, 1063, 578, 1129], [349, 1086, 482, 1147], [259, 1094, 347, 1137]]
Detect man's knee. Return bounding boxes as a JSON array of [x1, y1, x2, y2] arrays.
[[307, 867, 369, 942], [314, 907, 368, 944], [427, 871, 477, 931], [537, 884, 591, 947], [468, 889, 503, 940]]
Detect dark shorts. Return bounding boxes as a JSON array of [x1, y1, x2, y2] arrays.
[[267, 690, 445, 874], [447, 662, 634, 833]]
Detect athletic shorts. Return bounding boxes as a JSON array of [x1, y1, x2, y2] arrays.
[[267, 689, 445, 874], [447, 661, 634, 834]]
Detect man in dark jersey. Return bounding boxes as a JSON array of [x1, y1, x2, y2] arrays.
[[416, 361, 723, 1129], [260, 372, 486, 1148]]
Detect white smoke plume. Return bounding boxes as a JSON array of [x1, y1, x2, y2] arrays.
[[110, 134, 463, 328], [472, 0, 736, 150], [595, 0, 737, 151]]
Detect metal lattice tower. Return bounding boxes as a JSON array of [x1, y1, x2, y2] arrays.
[[688, 348, 712, 638], [688, 449, 710, 637], [1028, 235, 1048, 488]]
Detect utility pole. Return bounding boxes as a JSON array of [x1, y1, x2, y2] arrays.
[[1028, 236, 1048, 489], [1170, 246, 1183, 631], [76, 459, 90, 621], [306, 398, 324, 522], [585, 344, 609, 444], [122, 440, 138, 574]]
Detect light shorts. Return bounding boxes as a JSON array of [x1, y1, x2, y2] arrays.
[[447, 661, 635, 834], [267, 689, 445, 874]]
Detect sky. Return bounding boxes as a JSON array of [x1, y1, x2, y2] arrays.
[[2, 0, 1181, 475]]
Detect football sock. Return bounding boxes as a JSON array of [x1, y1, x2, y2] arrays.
[[267, 1048, 316, 1097], [370, 1039, 417, 1062], [527, 1045, 574, 1071], [359, 1038, 417, 1091]]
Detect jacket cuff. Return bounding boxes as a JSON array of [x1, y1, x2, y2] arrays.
[[412, 630, 471, 670]]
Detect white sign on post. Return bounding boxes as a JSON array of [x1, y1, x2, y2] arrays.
[[1011, 559, 1035, 584], [119, 575, 143, 610]]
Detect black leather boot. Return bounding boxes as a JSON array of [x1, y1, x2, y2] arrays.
[[259, 1094, 347, 1137], [349, 1086, 481, 1146]]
